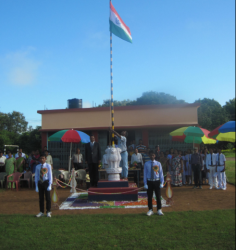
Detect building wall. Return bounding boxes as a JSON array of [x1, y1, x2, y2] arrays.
[[38, 104, 199, 131]]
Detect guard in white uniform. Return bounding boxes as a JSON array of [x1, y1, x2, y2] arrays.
[[206, 148, 217, 189], [216, 148, 227, 190]]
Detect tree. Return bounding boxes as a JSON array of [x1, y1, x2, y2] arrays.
[[0, 130, 19, 151], [128, 91, 186, 106], [98, 92, 186, 107], [195, 98, 229, 130], [223, 98, 235, 121], [0, 111, 28, 134], [17, 126, 42, 153], [98, 99, 132, 107]]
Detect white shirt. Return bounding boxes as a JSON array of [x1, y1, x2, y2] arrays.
[[72, 154, 83, 163], [206, 153, 217, 169], [46, 155, 53, 165], [15, 152, 26, 159], [217, 153, 226, 166], [131, 153, 143, 165], [117, 136, 127, 152], [0, 156, 6, 166]]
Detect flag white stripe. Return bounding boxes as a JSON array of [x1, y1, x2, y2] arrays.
[[110, 10, 132, 40]]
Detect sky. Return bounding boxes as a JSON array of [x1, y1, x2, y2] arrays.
[[0, 0, 235, 128]]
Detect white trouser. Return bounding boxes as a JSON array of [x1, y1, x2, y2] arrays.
[[208, 166, 217, 188], [217, 166, 227, 189]]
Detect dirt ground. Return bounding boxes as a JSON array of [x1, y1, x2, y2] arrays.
[[0, 183, 235, 215]]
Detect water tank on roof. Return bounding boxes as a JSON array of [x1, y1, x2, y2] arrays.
[[67, 98, 82, 109]]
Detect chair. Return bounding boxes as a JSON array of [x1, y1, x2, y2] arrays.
[[20, 171, 32, 188], [52, 170, 62, 180], [7, 172, 22, 191], [0, 172, 7, 188], [59, 170, 70, 184]]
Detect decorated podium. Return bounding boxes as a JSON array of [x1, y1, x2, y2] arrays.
[[88, 147, 138, 201]]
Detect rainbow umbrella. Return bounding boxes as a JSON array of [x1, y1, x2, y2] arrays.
[[209, 121, 236, 142], [170, 126, 216, 146], [48, 129, 90, 171]]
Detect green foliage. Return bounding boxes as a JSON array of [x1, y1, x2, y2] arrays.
[[128, 91, 186, 105], [0, 210, 235, 250], [226, 143, 234, 150], [223, 98, 235, 121], [98, 99, 132, 107], [0, 111, 28, 133], [0, 130, 19, 152], [195, 98, 229, 130]]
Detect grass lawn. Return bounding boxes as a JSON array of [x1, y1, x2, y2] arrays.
[[226, 161, 235, 185], [0, 210, 235, 250]]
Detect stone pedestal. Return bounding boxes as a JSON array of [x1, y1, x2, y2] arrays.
[[88, 146, 138, 202], [105, 147, 122, 181]]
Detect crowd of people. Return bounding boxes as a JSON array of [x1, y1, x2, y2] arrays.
[[126, 140, 227, 190], [0, 147, 53, 182]]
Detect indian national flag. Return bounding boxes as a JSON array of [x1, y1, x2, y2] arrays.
[[109, 2, 132, 43]]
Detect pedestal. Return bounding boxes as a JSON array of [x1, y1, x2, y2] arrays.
[[88, 180, 138, 201]]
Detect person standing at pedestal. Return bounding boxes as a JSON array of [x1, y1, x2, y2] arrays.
[[206, 148, 217, 189], [144, 150, 164, 216], [85, 135, 101, 187], [110, 130, 128, 180], [35, 154, 52, 218]]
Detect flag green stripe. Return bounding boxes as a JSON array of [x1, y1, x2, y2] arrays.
[[109, 20, 132, 43]]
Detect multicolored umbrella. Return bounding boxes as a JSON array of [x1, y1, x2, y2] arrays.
[[48, 129, 90, 171], [170, 126, 216, 145], [209, 121, 236, 142], [48, 129, 90, 143]]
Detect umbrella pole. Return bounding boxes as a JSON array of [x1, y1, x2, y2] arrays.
[[69, 142, 72, 172]]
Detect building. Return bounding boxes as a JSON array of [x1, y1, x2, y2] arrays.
[[37, 103, 200, 169]]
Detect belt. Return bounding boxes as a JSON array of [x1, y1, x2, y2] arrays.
[[147, 178, 160, 181]]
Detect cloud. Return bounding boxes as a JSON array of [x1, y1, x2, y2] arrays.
[[83, 101, 92, 108], [0, 47, 41, 86]]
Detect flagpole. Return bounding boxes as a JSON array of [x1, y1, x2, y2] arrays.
[[110, 0, 115, 147]]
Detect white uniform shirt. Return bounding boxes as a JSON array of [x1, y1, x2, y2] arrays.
[[0, 156, 6, 166], [46, 155, 53, 165], [117, 136, 127, 152], [72, 154, 83, 163], [206, 153, 217, 169], [217, 153, 226, 166], [131, 153, 143, 165], [15, 152, 26, 159]]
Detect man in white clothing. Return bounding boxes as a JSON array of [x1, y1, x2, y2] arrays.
[[216, 148, 227, 190], [15, 148, 26, 159], [206, 148, 217, 189], [131, 148, 143, 167]]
